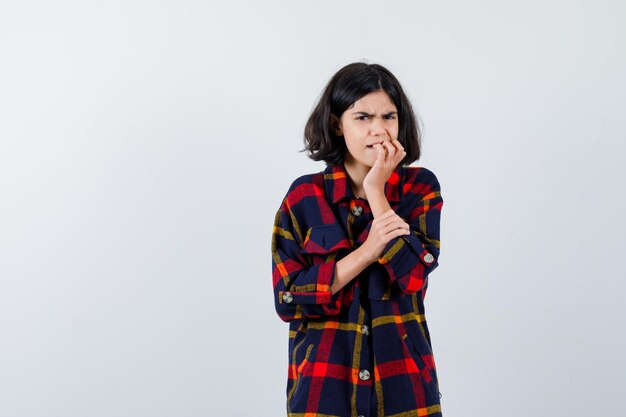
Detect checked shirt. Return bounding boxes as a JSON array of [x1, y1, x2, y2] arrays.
[[271, 162, 444, 417]]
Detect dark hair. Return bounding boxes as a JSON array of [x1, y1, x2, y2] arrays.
[[301, 62, 422, 166]]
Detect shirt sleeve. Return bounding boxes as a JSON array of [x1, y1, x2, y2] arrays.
[[377, 168, 444, 294], [271, 197, 353, 323]]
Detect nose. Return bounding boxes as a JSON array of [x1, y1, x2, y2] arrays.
[[370, 116, 386, 136]]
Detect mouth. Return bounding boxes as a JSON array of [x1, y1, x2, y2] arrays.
[[366, 141, 384, 148]]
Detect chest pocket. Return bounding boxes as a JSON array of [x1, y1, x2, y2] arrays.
[[300, 224, 352, 256]]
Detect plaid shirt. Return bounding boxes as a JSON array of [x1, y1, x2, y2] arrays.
[[271, 162, 444, 417]]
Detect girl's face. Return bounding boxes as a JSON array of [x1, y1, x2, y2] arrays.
[[334, 89, 399, 169]]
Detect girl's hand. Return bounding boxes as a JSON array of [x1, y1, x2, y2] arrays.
[[359, 209, 410, 264], [363, 138, 406, 195]]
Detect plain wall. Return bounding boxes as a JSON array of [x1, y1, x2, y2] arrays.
[[1, 1, 625, 416]]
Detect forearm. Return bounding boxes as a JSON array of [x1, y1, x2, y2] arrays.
[[329, 188, 393, 295], [331, 245, 374, 294], [366, 189, 392, 218]]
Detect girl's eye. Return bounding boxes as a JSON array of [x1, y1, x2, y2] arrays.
[[355, 115, 396, 121]]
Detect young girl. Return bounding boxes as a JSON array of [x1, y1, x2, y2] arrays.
[[271, 62, 444, 417]]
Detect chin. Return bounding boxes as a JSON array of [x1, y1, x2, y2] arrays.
[[358, 157, 376, 168], [346, 153, 375, 168]]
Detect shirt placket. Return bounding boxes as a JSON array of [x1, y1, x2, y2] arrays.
[[348, 198, 375, 417]]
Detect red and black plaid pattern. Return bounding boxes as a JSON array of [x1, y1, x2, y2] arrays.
[[271, 162, 444, 417]]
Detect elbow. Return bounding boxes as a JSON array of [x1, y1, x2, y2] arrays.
[[274, 300, 301, 323], [403, 262, 439, 294]]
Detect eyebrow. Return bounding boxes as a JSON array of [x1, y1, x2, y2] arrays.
[[351, 111, 397, 117]]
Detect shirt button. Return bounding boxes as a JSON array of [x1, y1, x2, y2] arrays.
[[423, 252, 435, 264], [358, 369, 370, 380], [351, 205, 363, 216], [282, 291, 293, 303], [361, 324, 370, 336]]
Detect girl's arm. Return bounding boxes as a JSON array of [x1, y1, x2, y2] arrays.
[[330, 245, 374, 294], [330, 205, 413, 294], [357, 140, 443, 295], [272, 193, 357, 322], [373, 167, 444, 294]]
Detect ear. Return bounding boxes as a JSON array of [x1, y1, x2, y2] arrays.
[[330, 114, 342, 136]]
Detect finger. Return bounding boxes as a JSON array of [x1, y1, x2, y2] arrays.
[[376, 209, 396, 222], [382, 141, 395, 159], [388, 140, 405, 165], [394, 148, 406, 165], [380, 142, 393, 165], [390, 226, 411, 236], [377, 214, 408, 231], [391, 138, 405, 151], [381, 222, 411, 239], [374, 143, 385, 164], [390, 139, 405, 164], [381, 217, 410, 231]]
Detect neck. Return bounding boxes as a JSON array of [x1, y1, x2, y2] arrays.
[[343, 157, 370, 199]]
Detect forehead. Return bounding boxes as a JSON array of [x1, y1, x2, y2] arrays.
[[351, 90, 396, 111]]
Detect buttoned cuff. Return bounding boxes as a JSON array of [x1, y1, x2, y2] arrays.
[[377, 232, 439, 293], [278, 260, 353, 316]]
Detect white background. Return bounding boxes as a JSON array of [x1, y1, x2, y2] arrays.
[[1, 1, 625, 416]]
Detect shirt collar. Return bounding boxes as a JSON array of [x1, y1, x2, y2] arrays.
[[322, 162, 403, 205]]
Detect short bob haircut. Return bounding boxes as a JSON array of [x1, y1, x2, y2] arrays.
[[302, 62, 422, 166]]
